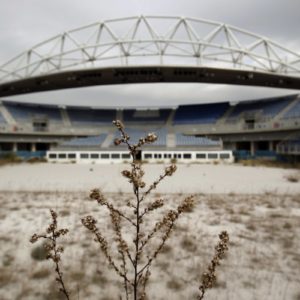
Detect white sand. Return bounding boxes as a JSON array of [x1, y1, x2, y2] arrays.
[[0, 162, 300, 300], [0, 162, 299, 194]]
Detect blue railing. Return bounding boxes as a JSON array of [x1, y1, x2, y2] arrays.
[[233, 150, 277, 161], [0, 151, 46, 159]]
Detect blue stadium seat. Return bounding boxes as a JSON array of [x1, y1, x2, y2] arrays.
[[227, 95, 297, 120], [3, 101, 62, 121], [123, 109, 171, 123], [173, 102, 229, 125], [283, 100, 300, 119], [62, 134, 107, 146], [67, 107, 116, 124], [175, 133, 220, 146], [112, 128, 167, 146]]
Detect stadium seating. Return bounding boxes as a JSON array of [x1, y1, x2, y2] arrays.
[[176, 133, 220, 146], [173, 102, 229, 124], [227, 95, 296, 119], [67, 107, 116, 124], [283, 100, 300, 119], [112, 128, 167, 146], [3, 101, 62, 121], [123, 109, 171, 123], [62, 134, 107, 147]]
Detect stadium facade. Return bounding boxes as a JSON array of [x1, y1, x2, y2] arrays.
[[0, 93, 299, 163]]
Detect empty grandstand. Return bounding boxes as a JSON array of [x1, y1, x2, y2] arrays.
[[123, 109, 172, 124], [0, 93, 299, 162], [67, 107, 116, 125], [4, 101, 62, 122], [174, 102, 229, 125]]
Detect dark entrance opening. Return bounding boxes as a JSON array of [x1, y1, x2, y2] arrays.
[[36, 143, 49, 151], [245, 119, 255, 129], [0, 142, 14, 151], [236, 141, 251, 151], [17, 143, 31, 151], [135, 150, 142, 160], [256, 141, 269, 151]]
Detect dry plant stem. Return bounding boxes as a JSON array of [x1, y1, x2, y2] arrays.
[[140, 172, 168, 203], [90, 189, 136, 227], [113, 120, 189, 300], [51, 232, 70, 300], [198, 231, 229, 300], [85, 120, 228, 300], [133, 185, 140, 300], [110, 211, 130, 300], [30, 210, 70, 300], [81, 216, 131, 286]]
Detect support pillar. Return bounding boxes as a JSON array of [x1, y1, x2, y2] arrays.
[[269, 141, 274, 151], [250, 141, 256, 156], [13, 142, 17, 152], [31, 143, 36, 152]]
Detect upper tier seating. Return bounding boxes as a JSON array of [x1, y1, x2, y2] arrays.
[[283, 99, 300, 119], [227, 95, 297, 120], [123, 109, 171, 124], [173, 102, 229, 124], [176, 133, 220, 146], [3, 101, 62, 121], [112, 128, 167, 147], [67, 107, 116, 125], [62, 134, 107, 147]]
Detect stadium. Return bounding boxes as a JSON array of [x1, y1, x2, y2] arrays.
[[0, 93, 299, 164], [0, 15, 299, 164], [1, 10, 300, 300]]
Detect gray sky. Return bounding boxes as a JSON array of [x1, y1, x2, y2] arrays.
[[0, 0, 299, 107]]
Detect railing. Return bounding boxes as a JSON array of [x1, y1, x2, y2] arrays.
[[277, 144, 300, 154], [0, 150, 46, 159], [175, 117, 300, 135]]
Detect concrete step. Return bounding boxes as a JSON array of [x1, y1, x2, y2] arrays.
[[101, 132, 115, 148], [0, 103, 16, 124], [273, 97, 299, 121]]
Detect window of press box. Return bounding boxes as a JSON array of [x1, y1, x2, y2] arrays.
[[101, 154, 110, 159], [144, 153, 152, 159], [196, 153, 206, 159], [49, 153, 57, 159], [68, 153, 76, 159], [90, 153, 99, 159], [183, 153, 191, 159], [80, 153, 89, 159], [220, 153, 230, 159], [208, 153, 218, 159], [58, 153, 66, 159], [122, 153, 130, 159], [111, 153, 120, 159]]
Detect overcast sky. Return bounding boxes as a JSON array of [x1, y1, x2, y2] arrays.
[[0, 0, 299, 107]]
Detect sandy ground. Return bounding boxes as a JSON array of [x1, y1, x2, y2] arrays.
[[0, 162, 299, 194], [0, 162, 300, 300]]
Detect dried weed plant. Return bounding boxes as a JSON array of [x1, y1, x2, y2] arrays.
[[30, 120, 229, 300], [30, 209, 70, 299]]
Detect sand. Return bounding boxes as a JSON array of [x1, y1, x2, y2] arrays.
[[0, 162, 300, 300], [0, 162, 299, 194]]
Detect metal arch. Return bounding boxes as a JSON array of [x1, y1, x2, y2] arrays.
[[0, 15, 300, 84]]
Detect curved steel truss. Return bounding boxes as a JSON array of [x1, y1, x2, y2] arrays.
[[1, 15, 300, 85]]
